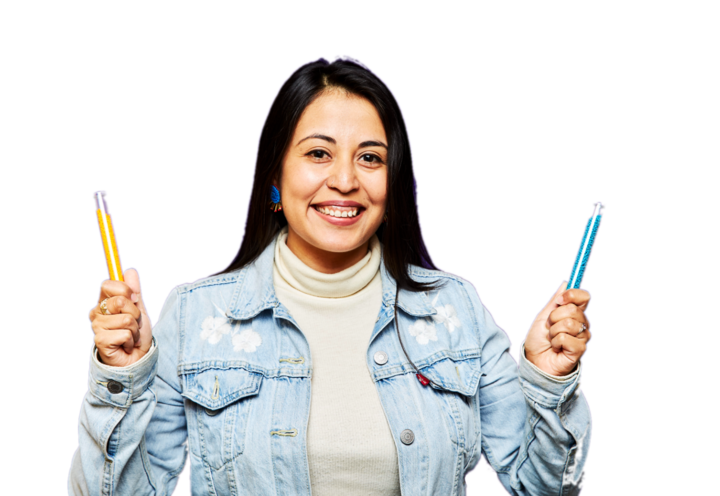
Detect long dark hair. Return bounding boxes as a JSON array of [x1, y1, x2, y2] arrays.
[[217, 58, 440, 291]]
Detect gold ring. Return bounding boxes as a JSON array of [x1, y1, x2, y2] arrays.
[[100, 298, 111, 315]]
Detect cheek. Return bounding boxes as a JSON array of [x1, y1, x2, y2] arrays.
[[281, 162, 324, 205], [365, 173, 388, 206]]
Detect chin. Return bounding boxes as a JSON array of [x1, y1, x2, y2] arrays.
[[313, 233, 365, 254]]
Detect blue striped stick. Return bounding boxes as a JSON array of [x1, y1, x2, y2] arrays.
[[566, 202, 607, 289]]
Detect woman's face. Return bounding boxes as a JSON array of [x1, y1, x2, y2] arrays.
[[279, 89, 388, 272]]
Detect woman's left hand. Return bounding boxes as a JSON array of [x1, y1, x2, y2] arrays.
[[524, 283, 592, 377]]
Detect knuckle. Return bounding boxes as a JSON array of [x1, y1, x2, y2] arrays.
[[115, 296, 125, 308], [122, 315, 134, 328]]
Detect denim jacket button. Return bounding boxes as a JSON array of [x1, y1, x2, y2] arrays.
[[400, 429, 415, 445], [373, 351, 389, 365], [204, 407, 220, 417], [106, 380, 124, 394]]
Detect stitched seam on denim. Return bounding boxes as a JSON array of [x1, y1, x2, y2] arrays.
[[138, 435, 157, 492], [177, 360, 311, 378], [520, 380, 562, 409], [427, 367, 482, 396], [452, 446, 464, 496], [101, 457, 113, 496], [101, 407, 126, 458], [158, 448, 187, 496], [513, 410, 540, 487], [416, 349, 482, 368], [224, 398, 237, 463], [480, 439, 509, 474], [558, 404, 582, 494], [225, 462, 239, 496], [181, 377, 260, 411], [560, 442, 577, 496], [452, 394, 467, 449], [177, 274, 241, 294]]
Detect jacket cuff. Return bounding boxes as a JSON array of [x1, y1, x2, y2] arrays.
[[88, 338, 158, 408], [518, 344, 581, 410]]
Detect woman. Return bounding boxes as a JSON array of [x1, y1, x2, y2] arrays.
[[70, 59, 592, 496]]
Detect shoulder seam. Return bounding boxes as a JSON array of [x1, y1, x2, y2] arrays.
[[175, 272, 242, 294]]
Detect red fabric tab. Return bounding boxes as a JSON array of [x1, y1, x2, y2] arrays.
[[416, 373, 430, 386]]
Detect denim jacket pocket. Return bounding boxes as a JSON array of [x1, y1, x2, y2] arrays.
[[181, 366, 263, 469], [418, 353, 483, 458]]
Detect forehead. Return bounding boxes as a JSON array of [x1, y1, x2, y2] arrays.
[[293, 90, 386, 141]]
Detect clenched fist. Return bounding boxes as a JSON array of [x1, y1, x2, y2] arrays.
[[89, 268, 152, 367]]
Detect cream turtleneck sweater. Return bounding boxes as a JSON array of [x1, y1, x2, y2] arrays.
[[272, 228, 401, 496]]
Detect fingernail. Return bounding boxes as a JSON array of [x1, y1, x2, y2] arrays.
[[131, 293, 139, 303], [555, 295, 564, 305]]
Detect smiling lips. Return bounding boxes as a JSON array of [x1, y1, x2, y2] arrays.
[[311, 203, 365, 225], [314, 205, 361, 218]]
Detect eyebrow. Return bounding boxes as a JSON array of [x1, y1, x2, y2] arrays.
[[296, 134, 388, 149]]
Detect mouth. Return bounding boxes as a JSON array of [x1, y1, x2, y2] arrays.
[[312, 205, 364, 218]]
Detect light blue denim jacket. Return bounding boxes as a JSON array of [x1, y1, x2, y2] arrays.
[[70, 236, 590, 496]]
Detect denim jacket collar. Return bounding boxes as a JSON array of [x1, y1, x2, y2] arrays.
[[224, 233, 436, 321]]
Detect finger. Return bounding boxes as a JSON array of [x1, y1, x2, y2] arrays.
[[108, 295, 142, 328], [550, 332, 588, 358], [548, 303, 589, 327], [549, 303, 580, 325], [537, 282, 568, 329], [92, 313, 140, 346], [548, 318, 587, 340], [95, 328, 135, 359], [110, 295, 140, 319], [98, 279, 136, 304], [123, 268, 148, 327], [556, 288, 590, 310]]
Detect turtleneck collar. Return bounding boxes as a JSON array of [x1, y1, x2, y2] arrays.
[[273, 226, 381, 298]]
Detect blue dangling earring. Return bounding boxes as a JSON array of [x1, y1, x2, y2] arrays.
[[269, 185, 283, 212]]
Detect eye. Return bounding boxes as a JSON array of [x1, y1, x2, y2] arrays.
[[360, 153, 384, 164], [306, 149, 329, 160]]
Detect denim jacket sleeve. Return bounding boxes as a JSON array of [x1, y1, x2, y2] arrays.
[[69, 288, 188, 496], [461, 280, 591, 496]]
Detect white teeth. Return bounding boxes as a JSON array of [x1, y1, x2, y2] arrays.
[[315, 206, 359, 218]]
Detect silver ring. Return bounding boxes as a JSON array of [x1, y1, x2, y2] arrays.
[[100, 298, 111, 315], [580, 323, 587, 333]]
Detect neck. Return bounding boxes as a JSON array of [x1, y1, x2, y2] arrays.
[[286, 227, 369, 274]]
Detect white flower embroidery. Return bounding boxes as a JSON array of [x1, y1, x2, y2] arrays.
[[200, 316, 232, 344], [233, 329, 262, 353], [408, 319, 438, 345], [431, 294, 462, 333], [432, 304, 462, 333]]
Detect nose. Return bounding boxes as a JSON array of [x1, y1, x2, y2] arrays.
[[326, 155, 359, 193]]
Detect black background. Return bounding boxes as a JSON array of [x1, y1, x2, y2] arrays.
[[64, 53, 621, 494]]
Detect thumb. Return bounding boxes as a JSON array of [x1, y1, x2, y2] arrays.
[[536, 282, 568, 325], [123, 268, 147, 313]]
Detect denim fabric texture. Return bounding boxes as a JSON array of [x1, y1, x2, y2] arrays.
[[70, 235, 591, 496]]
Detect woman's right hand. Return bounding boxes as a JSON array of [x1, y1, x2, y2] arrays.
[[89, 268, 153, 367]]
